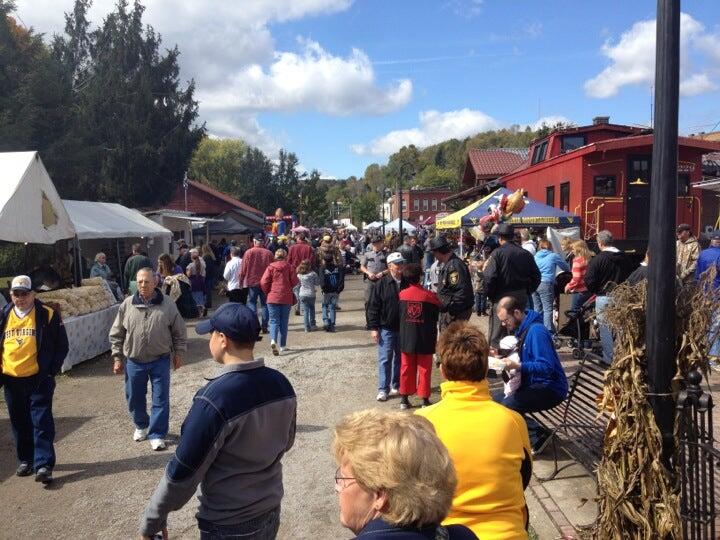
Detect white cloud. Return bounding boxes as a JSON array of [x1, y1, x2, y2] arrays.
[[351, 109, 501, 155], [585, 13, 720, 98], [198, 38, 412, 116]]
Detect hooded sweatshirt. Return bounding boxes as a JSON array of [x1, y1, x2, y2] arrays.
[[533, 249, 570, 283], [260, 260, 299, 305], [516, 310, 568, 400]]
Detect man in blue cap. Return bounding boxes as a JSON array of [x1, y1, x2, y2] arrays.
[[139, 303, 297, 540]]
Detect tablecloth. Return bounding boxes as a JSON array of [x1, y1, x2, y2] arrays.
[[62, 304, 120, 372]]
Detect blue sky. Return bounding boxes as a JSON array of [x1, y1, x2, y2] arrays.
[[15, 0, 720, 179]]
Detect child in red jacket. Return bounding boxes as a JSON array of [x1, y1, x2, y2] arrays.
[[398, 263, 440, 409]]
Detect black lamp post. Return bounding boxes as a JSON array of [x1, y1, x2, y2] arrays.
[[398, 163, 415, 242]]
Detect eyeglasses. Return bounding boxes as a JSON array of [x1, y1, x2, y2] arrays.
[[499, 314, 514, 326], [334, 467, 356, 491]]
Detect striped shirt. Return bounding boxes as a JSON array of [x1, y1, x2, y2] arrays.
[[566, 256, 588, 292]]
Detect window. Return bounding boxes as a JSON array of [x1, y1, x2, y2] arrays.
[[441, 202, 447, 211], [531, 140, 549, 164], [413, 199, 419, 211], [559, 182, 570, 211], [402, 199, 407, 211], [678, 174, 691, 196], [422, 199, 429, 211], [593, 175, 617, 197], [561, 134, 586, 153], [629, 156, 651, 184], [432, 198, 438, 210], [546, 185, 555, 207]]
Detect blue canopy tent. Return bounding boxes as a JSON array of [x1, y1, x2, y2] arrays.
[[461, 187, 580, 228]]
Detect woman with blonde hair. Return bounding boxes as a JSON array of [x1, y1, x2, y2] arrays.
[[332, 409, 477, 539], [260, 248, 299, 355], [186, 248, 206, 317], [564, 239, 594, 312]]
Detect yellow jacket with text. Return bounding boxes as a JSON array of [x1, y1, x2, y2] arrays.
[[416, 380, 532, 540]]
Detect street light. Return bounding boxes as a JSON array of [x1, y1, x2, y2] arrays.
[[397, 162, 415, 242]]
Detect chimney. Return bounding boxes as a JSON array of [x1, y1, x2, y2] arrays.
[[593, 116, 610, 125]]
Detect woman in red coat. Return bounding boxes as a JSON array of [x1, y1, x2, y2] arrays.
[[260, 249, 299, 356]]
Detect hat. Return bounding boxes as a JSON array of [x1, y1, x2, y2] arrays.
[[710, 230, 720, 240], [677, 223, 691, 233], [371, 234, 384, 243], [196, 303, 261, 343], [323, 235, 332, 242], [10, 275, 32, 292], [496, 223, 515, 238], [387, 252, 406, 265], [429, 236, 451, 253]]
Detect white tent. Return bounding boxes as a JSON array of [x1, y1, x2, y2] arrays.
[[343, 223, 358, 231], [363, 221, 382, 230], [63, 200, 172, 240], [0, 152, 75, 243], [384, 218, 416, 233]]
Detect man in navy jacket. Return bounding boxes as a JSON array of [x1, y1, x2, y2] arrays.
[[493, 295, 568, 453]]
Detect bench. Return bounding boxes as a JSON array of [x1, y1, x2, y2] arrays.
[[527, 352, 610, 481]]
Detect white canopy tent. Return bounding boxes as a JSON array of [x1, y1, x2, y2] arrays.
[[384, 218, 416, 233], [63, 200, 172, 241], [363, 221, 383, 230], [0, 152, 75, 243]]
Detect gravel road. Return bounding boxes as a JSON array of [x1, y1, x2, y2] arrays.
[[0, 275, 450, 539]]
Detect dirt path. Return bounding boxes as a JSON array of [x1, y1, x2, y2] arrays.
[[0, 276, 442, 539]]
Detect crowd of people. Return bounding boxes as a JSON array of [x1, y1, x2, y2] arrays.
[[2, 219, 719, 540]]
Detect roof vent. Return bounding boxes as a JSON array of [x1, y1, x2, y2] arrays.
[[593, 116, 610, 125]]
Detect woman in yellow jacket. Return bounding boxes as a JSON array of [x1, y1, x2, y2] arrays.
[[416, 321, 532, 540]]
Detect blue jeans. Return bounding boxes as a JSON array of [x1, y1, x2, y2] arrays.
[[268, 303, 291, 347], [125, 356, 171, 440], [322, 292, 338, 327], [571, 291, 592, 313], [377, 328, 400, 392], [198, 507, 280, 540], [3, 374, 56, 469], [595, 295, 614, 365], [191, 291, 205, 309], [300, 296, 315, 331], [247, 285, 269, 329], [474, 292, 487, 315], [494, 385, 564, 446], [532, 281, 556, 333]]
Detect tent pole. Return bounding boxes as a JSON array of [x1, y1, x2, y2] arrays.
[[116, 239, 124, 289], [459, 228, 463, 258], [74, 236, 81, 286]]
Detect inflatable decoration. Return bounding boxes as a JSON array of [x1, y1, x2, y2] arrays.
[[478, 189, 527, 227]]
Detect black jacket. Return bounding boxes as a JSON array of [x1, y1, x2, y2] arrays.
[[437, 254, 474, 314], [399, 284, 440, 354], [483, 242, 541, 302], [584, 249, 629, 295], [320, 263, 345, 294], [398, 244, 424, 265], [0, 299, 69, 378], [367, 274, 407, 331]]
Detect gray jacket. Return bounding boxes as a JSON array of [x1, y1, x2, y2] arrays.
[[297, 271, 318, 298], [109, 289, 187, 362], [140, 359, 297, 536]]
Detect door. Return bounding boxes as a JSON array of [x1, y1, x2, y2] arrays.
[[626, 155, 651, 239]]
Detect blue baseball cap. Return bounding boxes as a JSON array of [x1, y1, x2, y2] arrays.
[[196, 303, 261, 343]]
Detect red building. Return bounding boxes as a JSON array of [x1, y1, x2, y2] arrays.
[[390, 186, 454, 223], [445, 148, 528, 204], [496, 118, 720, 242]]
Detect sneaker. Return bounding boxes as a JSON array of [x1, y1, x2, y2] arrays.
[[261, 327, 269, 334], [327, 325, 336, 333], [270, 341, 279, 356], [294, 309, 301, 316], [280, 347, 289, 354], [376, 391, 388, 402], [389, 388, 399, 397], [34, 467, 52, 484], [531, 429, 552, 456], [150, 439, 166, 451], [16, 462, 32, 477], [336, 305, 342, 311], [133, 428, 148, 442], [399, 402, 410, 410], [422, 398, 432, 407], [323, 325, 330, 332]]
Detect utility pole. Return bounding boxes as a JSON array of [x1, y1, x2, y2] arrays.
[[646, 0, 679, 467], [183, 171, 189, 212]]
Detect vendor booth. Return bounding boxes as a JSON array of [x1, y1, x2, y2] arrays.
[[384, 218, 417, 233]]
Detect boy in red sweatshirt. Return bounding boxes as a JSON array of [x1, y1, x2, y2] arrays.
[[398, 263, 440, 409]]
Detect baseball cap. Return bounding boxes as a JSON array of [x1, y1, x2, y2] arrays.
[[196, 303, 261, 343], [371, 234, 384, 243], [10, 275, 32, 292], [429, 236, 451, 253], [676, 223, 691, 233], [387, 252, 406, 265]]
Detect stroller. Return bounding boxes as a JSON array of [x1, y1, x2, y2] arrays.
[[553, 294, 603, 359]]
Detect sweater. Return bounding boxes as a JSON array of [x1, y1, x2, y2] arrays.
[[260, 261, 299, 305], [533, 249, 570, 283], [297, 271, 318, 299], [399, 284, 440, 354], [239, 246, 273, 288], [565, 256, 588, 292], [287, 242, 314, 270], [416, 380, 531, 540]]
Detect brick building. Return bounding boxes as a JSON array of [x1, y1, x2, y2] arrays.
[[389, 186, 454, 223]]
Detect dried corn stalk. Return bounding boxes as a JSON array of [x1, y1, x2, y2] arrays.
[[591, 273, 718, 540]]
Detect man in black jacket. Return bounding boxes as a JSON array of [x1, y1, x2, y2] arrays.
[[429, 236, 474, 331], [483, 224, 541, 347], [398, 232, 424, 267], [367, 252, 407, 402], [584, 230, 629, 364]]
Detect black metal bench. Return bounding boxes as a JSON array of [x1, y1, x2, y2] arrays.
[[527, 352, 610, 481]]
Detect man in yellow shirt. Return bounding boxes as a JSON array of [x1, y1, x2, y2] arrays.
[[1, 275, 68, 484], [417, 321, 531, 540]]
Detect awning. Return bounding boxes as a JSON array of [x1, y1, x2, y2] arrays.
[[63, 200, 172, 240], [0, 152, 76, 243], [207, 212, 262, 235], [436, 191, 498, 229], [384, 218, 416, 233]]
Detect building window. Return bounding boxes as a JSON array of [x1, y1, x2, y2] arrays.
[[441, 202, 447, 210], [629, 156, 651, 184], [546, 186, 555, 207], [594, 175, 617, 197], [561, 134, 586, 153], [559, 182, 570, 211], [431, 198, 438, 210], [422, 199, 429, 211], [402, 199, 407, 211], [413, 199, 419, 211], [531, 140, 549, 164], [678, 174, 690, 196]]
